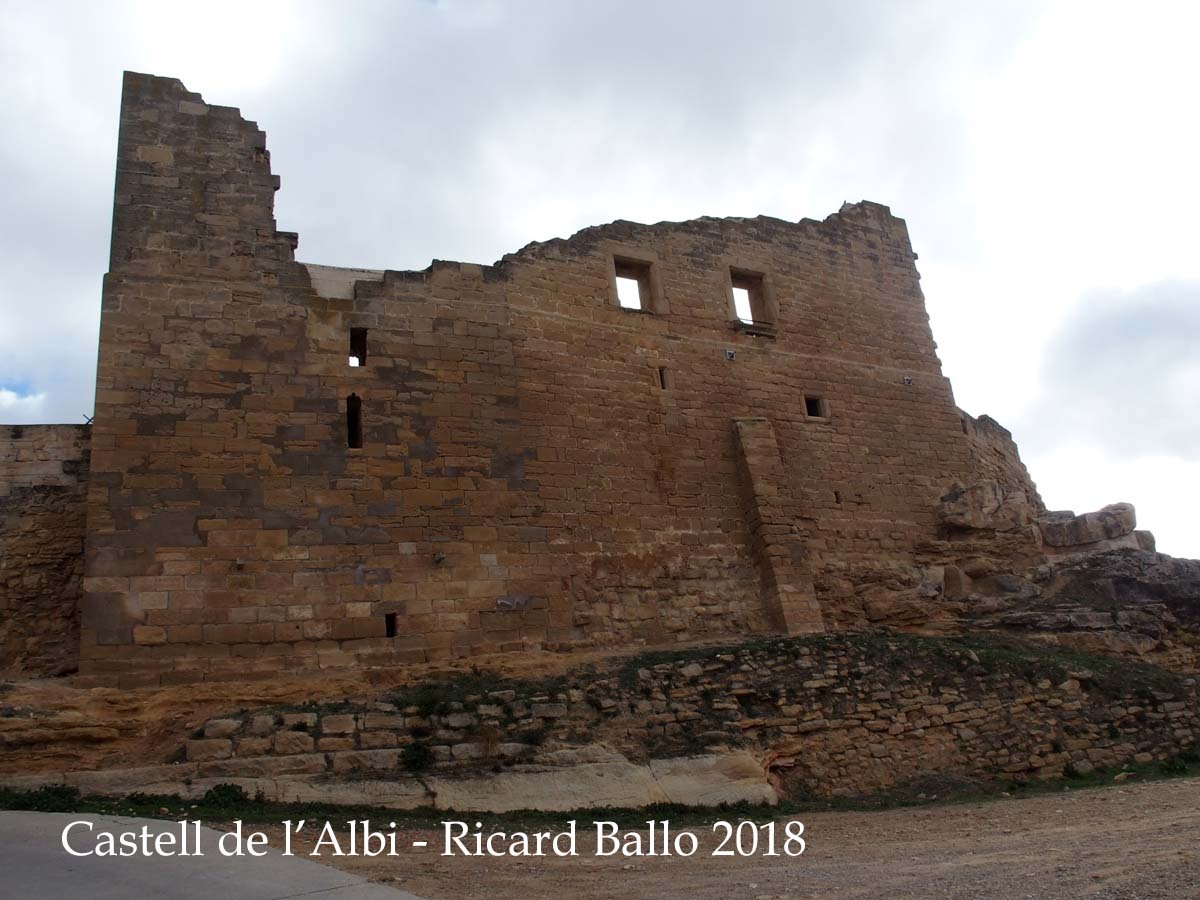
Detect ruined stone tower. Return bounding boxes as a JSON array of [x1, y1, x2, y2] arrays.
[[4, 73, 1037, 686]]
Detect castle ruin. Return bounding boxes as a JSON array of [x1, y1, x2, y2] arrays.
[[1, 72, 1144, 687]]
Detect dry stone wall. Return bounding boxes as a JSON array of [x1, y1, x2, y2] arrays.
[[6, 633, 1194, 811], [179, 634, 1198, 800], [0, 425, 90, 676]]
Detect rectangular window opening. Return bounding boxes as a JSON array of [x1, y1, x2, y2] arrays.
[[347, 393, 363, 448], [384, 612, 397, 638], [731, 270, 769, 324], [732, 286, 753, 322], [349, 327, 368, 367], [615, 275, 644, 310], [614, 258, 653, 311], [804, 395, 828, 418], [657, 367, 671, 390]]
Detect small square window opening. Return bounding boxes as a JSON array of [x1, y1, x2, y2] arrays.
[[804, 395, 828, 418]]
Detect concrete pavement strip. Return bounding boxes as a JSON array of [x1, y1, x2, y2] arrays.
[[0, 812, 426, 899]]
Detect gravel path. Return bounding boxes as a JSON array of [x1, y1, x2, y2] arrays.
[[298, 776, 1200, 899]]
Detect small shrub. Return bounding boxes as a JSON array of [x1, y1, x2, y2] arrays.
[[520, 726, 548, 746], [1159, 757, 1189, 776], [476, 724, 502, 759], [10, 784, 81, 812], [201, 783, 249, 806], [408, 685, 449, 719], [401, 743, 434, 773]]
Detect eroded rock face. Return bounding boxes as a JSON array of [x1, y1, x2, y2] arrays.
[[966, 549, 1200, 671], [1038, 503, 1137, 548], [938, 480, 1034, 532]]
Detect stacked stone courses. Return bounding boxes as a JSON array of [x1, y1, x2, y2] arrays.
[[4, 72, 1023, 686], [0, 425, 90, 676]]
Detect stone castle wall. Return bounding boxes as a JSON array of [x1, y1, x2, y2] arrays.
[[70, 72, 988, 686], [961, 411, 1044, 511], [0, 425, 90, 676], [67, 72, 996, 686], [0, 424, 90, 495]]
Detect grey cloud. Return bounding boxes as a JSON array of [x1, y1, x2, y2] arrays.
[[263, 0, 1043, 267], [0, 0, 1044, 422], [1020, 281, 1200, 458]]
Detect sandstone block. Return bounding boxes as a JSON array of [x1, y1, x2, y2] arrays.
[[186, 739, 232, 761], [362, 714, 405, 730], [1038, 503, 1136, 547], [135, 145, 174, 165], [273, 731, 315, 755], [360, 731, 399, 749], [938, 480, 1032, 532], [321, 714, 358, 734], [132, 626, 167, 646], [203, 718, 241, 739], [235, 737, 272, 756], [329, 749, 401, 774]]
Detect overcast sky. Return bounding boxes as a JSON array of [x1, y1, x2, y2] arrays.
[[1, 0, 1196, 555]]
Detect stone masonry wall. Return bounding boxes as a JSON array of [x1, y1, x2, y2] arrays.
[[0, 425, 90, 676], [168, 633, 1200, 805], [79, 72, 980, 686], [0, 425, 90, 495], [961, 411, 1044, 512]]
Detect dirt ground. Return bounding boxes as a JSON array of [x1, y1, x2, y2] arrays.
[[276, 776, 1200, 900]]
